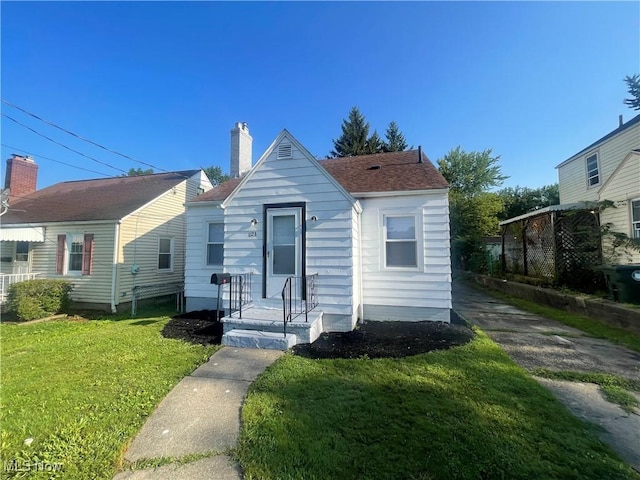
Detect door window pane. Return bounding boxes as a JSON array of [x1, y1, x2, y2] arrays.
[[272, 214, 296, 275], [273, 215, 295, 243], [273, 246, 295, 274]]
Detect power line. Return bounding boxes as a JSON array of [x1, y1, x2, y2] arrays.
[[1, 144, 112, 178], [2, 98, 177, 175], [1, 113, 128, 175]]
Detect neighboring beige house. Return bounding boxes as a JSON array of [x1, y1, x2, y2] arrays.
[[556, 114, 640, 263], [1, 155, 212, 310]]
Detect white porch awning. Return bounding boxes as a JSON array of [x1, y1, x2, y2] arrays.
[[0, 227, 45, 242]]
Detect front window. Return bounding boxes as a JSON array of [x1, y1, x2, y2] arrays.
[[384, 215, 417, 268], [68, 234, 83, 273], [586, 153, 599, 187], [158, 237, 174, 271], [207, 223, 224, 265], [632, 199, 640, 239]]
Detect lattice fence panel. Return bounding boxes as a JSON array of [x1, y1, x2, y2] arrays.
[[502, 222, 524, 275], [525, 214, 555, 278], [555, 211, 605, 292]]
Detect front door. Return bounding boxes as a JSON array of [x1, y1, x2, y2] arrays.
[[265, 207, 303, 298], [12, 241, 30, 274]]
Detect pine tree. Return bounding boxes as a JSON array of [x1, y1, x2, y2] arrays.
[[623, 74, 640, 111], [366, 130, 384, 154], [330, 107, 371, 157], [383, 121, 408, 152]]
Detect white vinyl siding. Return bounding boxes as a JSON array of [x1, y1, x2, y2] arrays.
[[360, 194, 451, 320], [558, 121, 640, 204], [222, 138, 358, 330], [598, 152, 640, 263]]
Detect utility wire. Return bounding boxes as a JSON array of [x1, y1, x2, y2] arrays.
[[2, 98, 183, 176], [1, 143, 112, 178], [1, 113, 128, 175]]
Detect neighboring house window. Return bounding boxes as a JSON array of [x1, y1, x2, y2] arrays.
[[158, 237, 174, 271], [384, 215, 418, 268], [632, 199, 640, 239], [207, 223, 224, 265], [15, 241, 29, 262], [56, 233, 94, 275], [586, 153, 600, 187], [197, 187, 205, 195]]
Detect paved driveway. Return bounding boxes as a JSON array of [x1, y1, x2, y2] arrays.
[[453, 280, 640, 471]]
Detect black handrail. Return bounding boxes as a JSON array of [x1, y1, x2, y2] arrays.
[[217, 273, 252, 320], [282, 274, 319, 337]]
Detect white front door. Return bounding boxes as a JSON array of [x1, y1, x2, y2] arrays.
[[265, 207, 303, 298], [12, 241, 30, 274]]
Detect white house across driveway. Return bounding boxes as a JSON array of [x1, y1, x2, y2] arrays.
[[184, 123, 451, 347]]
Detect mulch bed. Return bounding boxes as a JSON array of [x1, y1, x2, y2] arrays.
[[161, 309, 474, 358]]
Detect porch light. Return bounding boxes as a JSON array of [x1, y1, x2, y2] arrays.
[[310, 215, 318, 222], [250, 218, 258, 226]]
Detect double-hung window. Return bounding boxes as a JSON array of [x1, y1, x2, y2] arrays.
[[158, 237, 174, 271], [384, 215, 418, 268], [632, 199, 640, 239], [207, 223, 224, 265], [586, 153, 600, 187], [56, 233, 94, 275]]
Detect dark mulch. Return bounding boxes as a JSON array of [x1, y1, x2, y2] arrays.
[[161, 310, 224, 345], [292, 320, 475, 359], [161, 309, 474, 358]]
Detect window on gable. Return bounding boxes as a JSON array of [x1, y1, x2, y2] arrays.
[[586, 153, 600, 187], [384, 215, 418, 268], [207, 223, 224, 265], [56, 233, 94, 275], [158, 237, 174, 271], [632, 199, 640, 239]]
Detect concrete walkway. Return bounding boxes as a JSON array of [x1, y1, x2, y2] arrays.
[[114, 347, 283, 480], [453, 280, 640, 471]]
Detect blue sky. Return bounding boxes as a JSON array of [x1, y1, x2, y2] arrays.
[[1, 1, 639, 191]]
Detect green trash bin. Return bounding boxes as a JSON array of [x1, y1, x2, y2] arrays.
[[599, 264, 640, 304]]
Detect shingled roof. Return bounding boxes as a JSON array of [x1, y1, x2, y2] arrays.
[[3, 170, 199, 224], [193, 149, 448, 203]]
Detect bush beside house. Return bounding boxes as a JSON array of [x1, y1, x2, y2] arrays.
[[7, 279, 73, 321]]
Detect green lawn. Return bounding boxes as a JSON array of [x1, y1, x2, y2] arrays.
[[0, 306, 218, 479], [236, 330, 639, 480]]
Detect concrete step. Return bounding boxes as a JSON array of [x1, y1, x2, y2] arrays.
[[222, 308, 323, 344], [222, 329, 297, 351]]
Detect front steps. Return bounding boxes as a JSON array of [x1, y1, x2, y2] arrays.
[[221, 304, 323, 350]]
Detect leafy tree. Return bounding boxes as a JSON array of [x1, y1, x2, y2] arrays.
[[497, 184, 559, 220], [383, 121, 408, 152], [623, 74, 640, 111], [438, 146, 507, 196], [437, 146, 507, 271], [204, 165, 231, 186], [123, 167, 154, 176]]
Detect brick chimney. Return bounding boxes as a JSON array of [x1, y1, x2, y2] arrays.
[[5, 154, 38, 198], [230, 122, 252, 178]]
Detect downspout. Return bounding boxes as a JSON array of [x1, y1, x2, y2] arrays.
[[110, 221, 121, 313], [357, 208, 364, 323]]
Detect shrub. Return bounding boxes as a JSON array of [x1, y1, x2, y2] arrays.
[[7, 279, 73, 321]]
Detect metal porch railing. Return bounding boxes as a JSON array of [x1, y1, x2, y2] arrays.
[[0, 272, 42, 304], [282, 274, 318, 337], [227, 273, 253, 319]]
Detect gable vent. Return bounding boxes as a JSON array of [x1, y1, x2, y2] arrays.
[[277, 143, 293, 159]]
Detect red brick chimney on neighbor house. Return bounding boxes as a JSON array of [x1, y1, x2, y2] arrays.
[[4, 154, 38, 198]]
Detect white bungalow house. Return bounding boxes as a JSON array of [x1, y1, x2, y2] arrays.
[[0, 154, 212, 311], [556, 113, 640, 263], [185, 124, 451, 348]]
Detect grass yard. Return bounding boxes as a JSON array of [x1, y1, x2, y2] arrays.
[[236, 330, 639, 480], [0, 305, 218, 479]]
